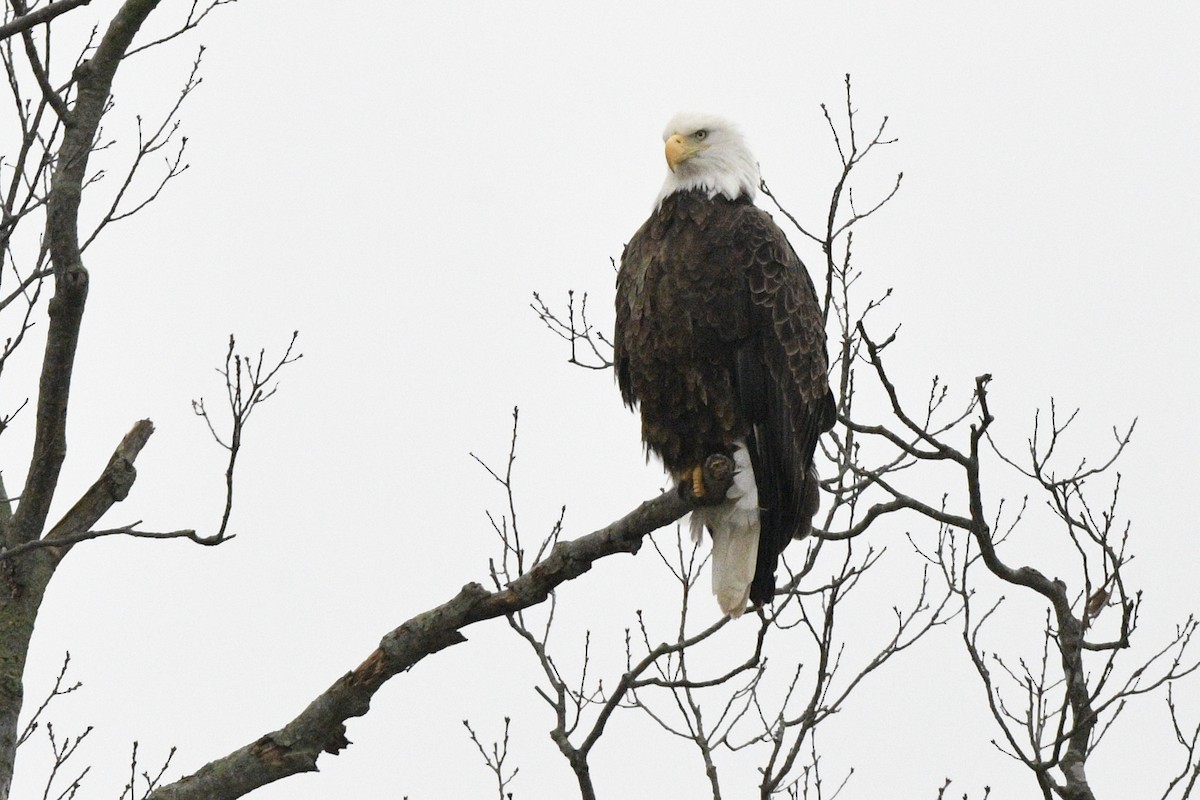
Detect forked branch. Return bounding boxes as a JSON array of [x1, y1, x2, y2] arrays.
[[192, 331, 301, 541]]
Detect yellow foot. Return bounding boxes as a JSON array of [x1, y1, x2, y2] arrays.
[[690, 465, 706, 498]]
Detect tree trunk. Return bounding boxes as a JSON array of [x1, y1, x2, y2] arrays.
[[0, 552, 57, 798], [0, 3, 163, 795]]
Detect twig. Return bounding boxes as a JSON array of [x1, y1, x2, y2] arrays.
[[192, 331, 301, 541]]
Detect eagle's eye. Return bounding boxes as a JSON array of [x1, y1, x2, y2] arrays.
[[694, 129, 708, 140]]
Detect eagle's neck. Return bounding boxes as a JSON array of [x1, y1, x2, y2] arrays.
[[656, 188, 753, 215], [655, 155, 759, 209]]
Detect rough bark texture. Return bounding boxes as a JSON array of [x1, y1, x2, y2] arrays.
[[0, 4, 162, 797], [146, 457, 733, 800]]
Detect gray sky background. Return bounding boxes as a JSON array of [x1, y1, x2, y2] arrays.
[[6, 2, 1200, 797]]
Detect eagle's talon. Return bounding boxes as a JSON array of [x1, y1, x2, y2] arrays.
[[682, 456, 734, 504], [704, 453, 734, 489]]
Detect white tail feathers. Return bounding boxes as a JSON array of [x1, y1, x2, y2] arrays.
[[689, 441, 759, 617]]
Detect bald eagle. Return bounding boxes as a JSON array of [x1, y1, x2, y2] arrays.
[[615, 113, 835, 617]]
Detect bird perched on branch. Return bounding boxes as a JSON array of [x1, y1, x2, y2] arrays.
[[615, 113, 835, 617]]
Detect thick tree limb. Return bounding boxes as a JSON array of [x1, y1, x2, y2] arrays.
[[45, 419, 153, 541], [0, 0, 92, 42], [0, 420, 159, 562], [146, 458, 733, 800]]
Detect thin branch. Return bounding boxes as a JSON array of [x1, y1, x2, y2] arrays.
[[125, 0, 236, 58], [462, 717, 519, 800], [16, 652, 80, 749], [192, 331, 301, 542]]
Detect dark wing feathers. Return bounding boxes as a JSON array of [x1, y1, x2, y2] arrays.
[[733, 207, 835, 603], [616, 190, 834, 606]]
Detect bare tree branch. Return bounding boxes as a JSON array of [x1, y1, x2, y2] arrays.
[[125, 0, 236, 58], [0, 0, 92, 42], [144, 459, 734, 800], [119, 742, 177, 800], [462, 717, 519, 800], [192, 331, 302, 542], [531, 289, 613, 370], [81, 46, 203, 251], [16, 653, 79, 750]]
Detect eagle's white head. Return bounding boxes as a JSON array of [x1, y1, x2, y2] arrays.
[[655, 112, 760, 207]]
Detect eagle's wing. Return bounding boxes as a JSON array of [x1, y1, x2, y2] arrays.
[[732, 205, 836, 604], [614, 219, 645, 411]]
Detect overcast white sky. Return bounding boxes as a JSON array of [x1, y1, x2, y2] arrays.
[[6, 1, 1200, 797]]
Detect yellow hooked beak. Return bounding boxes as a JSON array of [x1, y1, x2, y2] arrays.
[[665, 133, 705, 172]]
